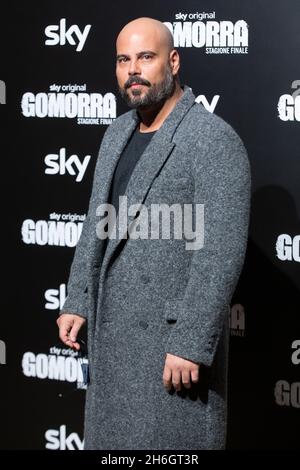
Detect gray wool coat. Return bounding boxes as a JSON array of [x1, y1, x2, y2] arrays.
[[60, 85, 251, 450]]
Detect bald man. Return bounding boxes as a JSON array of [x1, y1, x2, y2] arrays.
[[57, 17, 250, 450]]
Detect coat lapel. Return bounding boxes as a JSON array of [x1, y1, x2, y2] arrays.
[[89, 113, 138, 269], [100, 85, 196, 277]]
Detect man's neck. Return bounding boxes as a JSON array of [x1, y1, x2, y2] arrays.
[[137, 83, 184, 133]]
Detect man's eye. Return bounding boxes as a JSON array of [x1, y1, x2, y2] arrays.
[[142, 55, 152, 60], [118, 57, 128, 63]]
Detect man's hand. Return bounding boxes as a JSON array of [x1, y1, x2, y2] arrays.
[[163, 353, 200, 391], [57, 313, 86, 351]]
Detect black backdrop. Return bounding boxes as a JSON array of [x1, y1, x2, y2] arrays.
[[0, 0, 299, 450]]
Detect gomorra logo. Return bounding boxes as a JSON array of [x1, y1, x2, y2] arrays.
[[21, 91, 116, 123], [164, 19, 248, 53], [21, 218, 83, 247], [22, 350, 88, 389], [277, 80, 300, 121]]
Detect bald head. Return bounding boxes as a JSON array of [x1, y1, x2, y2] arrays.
[[115, 17, 180, 110], [116, 17, 174, 55]]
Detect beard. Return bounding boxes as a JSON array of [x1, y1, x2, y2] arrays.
[[118, 66, 175, 109]]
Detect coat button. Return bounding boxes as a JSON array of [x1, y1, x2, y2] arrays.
[[140, 274, 150, 284], [139, 320, 148, 329]]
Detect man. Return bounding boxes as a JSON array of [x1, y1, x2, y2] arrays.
[[57, 17, 251, 450]]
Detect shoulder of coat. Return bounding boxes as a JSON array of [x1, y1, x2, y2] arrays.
[[110, 109, 134, 130], [186, 101, 246, 150]]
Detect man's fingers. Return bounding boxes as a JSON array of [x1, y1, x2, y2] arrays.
[[65, 338, 75, 348], [57, 315, 85, 350], [163, 354, 202, 393], [69, 321, 82, 343], [191, 367, 199, 383], [172, 368, 181, 392], [67, 340, 81, 351], [59, 320, 73, 344], [181, 369, 191, 389], [163, 364, 172, 391]]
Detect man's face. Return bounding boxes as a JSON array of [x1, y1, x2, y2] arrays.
[[116, 31, 175, 109]]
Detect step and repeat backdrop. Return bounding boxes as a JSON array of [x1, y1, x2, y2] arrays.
[[0, 0, 299, 450]]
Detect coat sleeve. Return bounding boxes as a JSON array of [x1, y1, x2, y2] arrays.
[[164, 125, 251, 367], [59, 131, 109, 319]]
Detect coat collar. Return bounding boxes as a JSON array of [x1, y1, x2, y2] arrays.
[[98, 84, 196, 277], [130, 84, 196, 143]]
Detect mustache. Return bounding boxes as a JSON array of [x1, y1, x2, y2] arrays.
[[125, 76, 151, 89]]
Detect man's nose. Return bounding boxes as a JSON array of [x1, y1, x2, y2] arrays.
[[128, 58, 141, 75]]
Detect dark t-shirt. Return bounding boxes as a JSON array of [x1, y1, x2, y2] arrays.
[[108, 125, 157, 214], [103, 125, 157, 261]]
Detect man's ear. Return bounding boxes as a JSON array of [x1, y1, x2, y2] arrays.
[[169, 49, 180, 75]]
